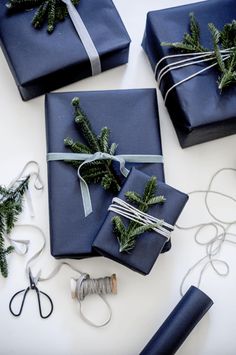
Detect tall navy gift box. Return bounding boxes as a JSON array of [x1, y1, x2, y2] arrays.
[[0, 0, 130, 101], [140, 286, 213, 355], [45, 89, 164, 259], [93, 168, 188, 275], [142, 0, 236, 148]]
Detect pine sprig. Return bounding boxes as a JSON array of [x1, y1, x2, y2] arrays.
[[112, 176, 166, 253], [6, 0, 80, 33], [64, 97, 121, 195], [0, 176, 29, 277], [162, 12, 207, 53], [161, 13, 236, 90]]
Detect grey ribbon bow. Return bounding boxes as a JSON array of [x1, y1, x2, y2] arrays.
[[61, 0, 101, 76], [47, 152, 164, 217]]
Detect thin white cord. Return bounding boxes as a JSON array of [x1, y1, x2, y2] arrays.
[[154, 47, 235, 102], [109, 197, 174, 240], [177, 168, 236, 296]]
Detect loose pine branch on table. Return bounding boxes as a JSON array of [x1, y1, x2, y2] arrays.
[[161, 13, 236, 90], [64, 97, 121, 195], [6, 0, 80, 33], [112, 176, 166, 253], [0, 176, 29, 277]]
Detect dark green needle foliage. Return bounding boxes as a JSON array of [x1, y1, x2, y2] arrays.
[[64, 97, 121, 194], [112, 176, 166, 253], [6, 0, 80, 33], [162, 13, 207, 53], [162, 13, 236, 90], [0, 176, 29, 277]]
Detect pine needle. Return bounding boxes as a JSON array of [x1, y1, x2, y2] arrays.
[[65, 97, 121, 195], [112, 176, 166, 253], [0, 176, 29, 277], [161, 13, 236, 90], [6, 0, 80, 33]]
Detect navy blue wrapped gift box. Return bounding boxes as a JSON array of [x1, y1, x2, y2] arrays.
[[0, 0, 130, 101], [45, 89, 165, 259], [142, 0, 236, 148], [93, 168, 188, 275]]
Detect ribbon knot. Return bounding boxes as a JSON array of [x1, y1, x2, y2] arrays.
[[77, 152, 130, 217]]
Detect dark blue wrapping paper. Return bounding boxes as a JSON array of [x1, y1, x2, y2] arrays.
[[142, 0, 236, 148], [93, 168, 188, 275], [0, 0, 130, 101], [45, 89, 165, 258], [140, 286, 213, 355]]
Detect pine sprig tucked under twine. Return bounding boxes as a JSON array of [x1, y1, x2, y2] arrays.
[[162, 13, 236, 90], [6, 0, 79, 33], [112, 176, 166, 253], [64, 97, 121, 194], [0, 176, 29, 277]]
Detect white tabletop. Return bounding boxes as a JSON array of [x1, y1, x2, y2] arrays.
[[1, 0, 236, 354]]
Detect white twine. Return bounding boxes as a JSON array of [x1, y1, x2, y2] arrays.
[[177, 168, 236, 297], [154, 47, 235, 103], [109, 197, 174, 240]]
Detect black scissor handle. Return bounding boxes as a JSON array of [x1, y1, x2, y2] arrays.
[[9, 287, 30, 317], [9, 286, 53, 319], [36, 288, 54, 319]]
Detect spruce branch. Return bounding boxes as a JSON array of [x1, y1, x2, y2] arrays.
[[161, 13, 236, 90], [6, 0, 79, 33], [112, 177, 166, 253], [0, 176, 29, 277], [65, 97, 121, 195], [162, 12, 207, 53]]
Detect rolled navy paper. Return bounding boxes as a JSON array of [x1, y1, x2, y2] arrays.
[[140, 286, 213, 355], [142, 0, 236, 148], [45, 89, 165, 259], [0, 0, 130, 100], [93, 168, 188, 275]]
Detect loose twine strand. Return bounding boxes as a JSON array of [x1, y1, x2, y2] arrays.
[[177, 168, 236, 296], [5, 162, 115, 327]]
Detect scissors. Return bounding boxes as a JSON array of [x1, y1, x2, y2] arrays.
[[9, 269, 54, 319]]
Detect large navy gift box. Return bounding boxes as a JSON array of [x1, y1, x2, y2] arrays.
[[93, 168, 188, 275], [0, 0, 130, 100], [45, 89, 164, 259], [142, 0, 236, 148]]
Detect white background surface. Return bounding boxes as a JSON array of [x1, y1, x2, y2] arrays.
[[1, 0, 236, 354]]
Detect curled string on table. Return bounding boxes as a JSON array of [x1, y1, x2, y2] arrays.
[[10, 223, 117, 327], [177, 168, 236, 297], [8, 160, 44, 191]]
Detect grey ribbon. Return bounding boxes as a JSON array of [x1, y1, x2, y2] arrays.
[[47, 152, 164, 217], [61, 0, 101, 76]]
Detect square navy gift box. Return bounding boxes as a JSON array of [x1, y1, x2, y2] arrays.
[[93, 168, 188, 275], [142, 0, 236, 148], [0, 0, 130, 100], [45, 89, 165, 259]]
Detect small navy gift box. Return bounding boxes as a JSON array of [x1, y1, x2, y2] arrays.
[[45, 89, 165, 259], [0, 0, 130, 100], [142, 0, 236, 148], [93, 168, 188, 275]]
